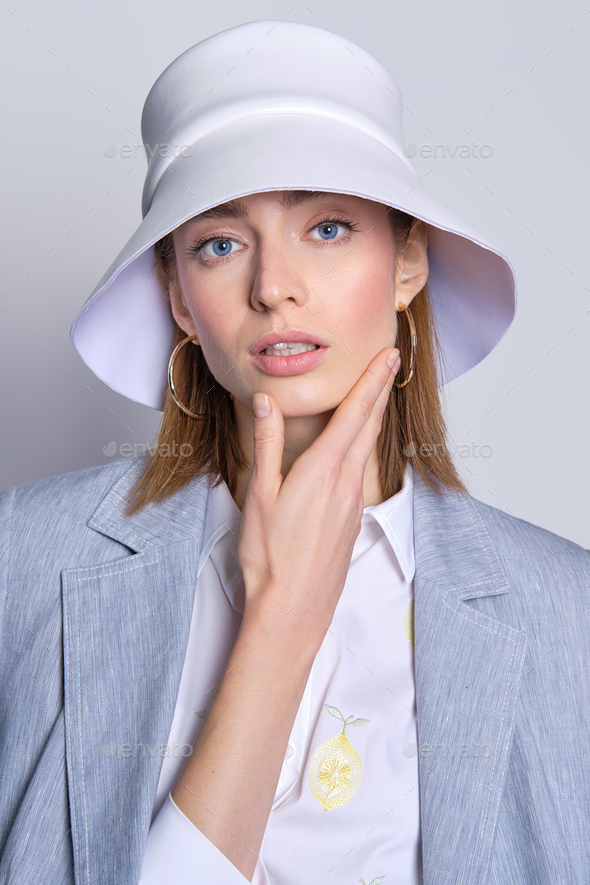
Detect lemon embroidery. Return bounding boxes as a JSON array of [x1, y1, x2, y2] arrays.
[[359, 878, 385, 885], [403, 598, 414, 646], [308, 705, 370, 811]]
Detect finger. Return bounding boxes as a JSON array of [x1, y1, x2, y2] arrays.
[[310, 347, 399, 466], [250, 392, 285, 494], [343, 356, 399, 476]]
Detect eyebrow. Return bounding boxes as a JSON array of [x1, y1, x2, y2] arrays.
[[189, 191, 329, 223]]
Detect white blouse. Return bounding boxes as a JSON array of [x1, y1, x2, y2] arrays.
[[139, 463, 422, 885]]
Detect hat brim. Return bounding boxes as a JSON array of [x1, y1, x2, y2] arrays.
[[71, 113, 516, 409]]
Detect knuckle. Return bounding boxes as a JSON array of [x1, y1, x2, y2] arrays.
[[314, 458, 341, 492], [340, 475, 363, 510], [248, 471, 269, 500], [352, 396, 374, 425], [253, 425, 276, 446]]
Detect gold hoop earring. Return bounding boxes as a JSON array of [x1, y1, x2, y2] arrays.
[[394, 302, 417, 388], [167, 335, 209, 419]]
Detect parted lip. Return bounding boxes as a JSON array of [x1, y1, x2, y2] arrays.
[[250, 329, 329, 354]]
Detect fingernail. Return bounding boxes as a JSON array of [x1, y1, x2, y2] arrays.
[[387, 348, 400, 369], [253, 392, 271, 418]]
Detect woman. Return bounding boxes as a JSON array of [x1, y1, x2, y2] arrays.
[[1, 19, 589, 885]]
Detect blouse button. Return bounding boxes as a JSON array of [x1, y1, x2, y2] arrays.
[[284, 744, 294, 759]]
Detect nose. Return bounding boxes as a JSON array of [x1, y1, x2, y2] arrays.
[[250, 239, 313, 314]]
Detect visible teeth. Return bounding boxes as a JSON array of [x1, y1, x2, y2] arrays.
[[262, 343, 320, 356]]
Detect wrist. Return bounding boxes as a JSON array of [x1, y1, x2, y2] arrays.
[[238, 597, 324, 670]]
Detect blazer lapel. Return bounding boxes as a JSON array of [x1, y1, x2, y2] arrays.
[[61, 457, 210, 885], [412, 475, 528, 885]]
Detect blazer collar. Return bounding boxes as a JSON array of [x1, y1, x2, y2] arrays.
[[88, 455, 419, 576], [87, 456, 511, 598], [86, 454, 210, 550], [64, 457, 525, 885], [412, 471, 511, 600]]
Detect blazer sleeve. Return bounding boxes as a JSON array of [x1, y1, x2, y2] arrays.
[[138, 793, 271, 885]]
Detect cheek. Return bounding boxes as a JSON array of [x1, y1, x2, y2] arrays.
[[197, 315, 232, 363], [181, 292, 235, 369], [332, 258, 396, 341], [177, 271, 227, 346]]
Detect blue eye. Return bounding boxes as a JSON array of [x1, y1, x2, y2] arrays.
[[312, 222, 345, 241], [202, 238, 242, 258], [309, 218, 358, 242]]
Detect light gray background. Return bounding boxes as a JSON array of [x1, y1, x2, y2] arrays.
[[1, 0, 589, 547]]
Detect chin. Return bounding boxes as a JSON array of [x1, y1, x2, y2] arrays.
[[275, 397, 341, 420]]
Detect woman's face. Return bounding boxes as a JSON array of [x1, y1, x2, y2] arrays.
[[169, 190, 428, 418]]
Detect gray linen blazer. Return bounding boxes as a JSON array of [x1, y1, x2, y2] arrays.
[[0, 454, 589, 885]]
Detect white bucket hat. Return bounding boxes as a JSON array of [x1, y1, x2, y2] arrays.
[[70, 18, 517, 410]]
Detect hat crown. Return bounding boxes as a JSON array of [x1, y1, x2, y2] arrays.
[[140, 19, 417, 216]]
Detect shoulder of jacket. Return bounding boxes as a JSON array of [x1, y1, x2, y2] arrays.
[[467, 491, 590, 566], [1, 455, 145, 521], [9, 454, 143, 500]]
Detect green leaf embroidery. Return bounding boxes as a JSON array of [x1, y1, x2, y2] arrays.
[[325, 705, 345, 721]]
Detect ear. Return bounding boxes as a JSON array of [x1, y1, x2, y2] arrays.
[[394, 219, 429, 309], [167, 273, 199, 342]]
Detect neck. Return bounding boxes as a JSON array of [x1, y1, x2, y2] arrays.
[[231, 399, 383, 511]]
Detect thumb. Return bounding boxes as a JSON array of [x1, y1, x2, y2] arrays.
[[251, 392, 285, 488]]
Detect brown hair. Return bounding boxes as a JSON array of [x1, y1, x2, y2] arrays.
[[125, 199, 466, 515]]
